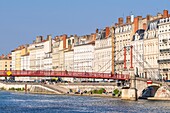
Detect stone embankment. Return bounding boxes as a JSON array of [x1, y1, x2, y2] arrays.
[[0, 82, 119, 97]]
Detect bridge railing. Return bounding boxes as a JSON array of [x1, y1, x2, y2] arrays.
[[0, 70, 130, 80]]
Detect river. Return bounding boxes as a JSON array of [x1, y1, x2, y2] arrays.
[[0, 91, 170, 113]]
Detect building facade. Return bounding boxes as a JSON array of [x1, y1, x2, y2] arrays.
[[94, 27, 112, 73], [143, 13, 162, 80], [114, 16, 133, 74], [0, 54, 12, 80], [158, 10, 170, 80]]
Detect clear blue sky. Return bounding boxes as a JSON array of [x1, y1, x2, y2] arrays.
[[0, 0, 170, 54]]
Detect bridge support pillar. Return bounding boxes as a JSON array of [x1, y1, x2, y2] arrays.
[[121, 68, 138, 101]]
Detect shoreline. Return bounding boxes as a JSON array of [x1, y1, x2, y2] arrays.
[[0, 89, 118, 98]]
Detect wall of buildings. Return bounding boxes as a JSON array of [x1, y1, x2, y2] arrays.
[[7, 9, 170, 82]]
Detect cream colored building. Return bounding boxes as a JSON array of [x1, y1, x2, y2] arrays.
[[143, 14, 162, 80], [158, 11, 170, 80], [52, 36, 60, 70], [114, 15, 147, 77], [28, 35, 54, 81], [131, 29, 145, 78], [94, 27, 112, 73], [74, 35, 95, 73], [114, 17, 133, 74], [64, 36, 74, 71], [63, 36, 74, 82], [52, 35, 67, 71], [29, 35, 53, 71]]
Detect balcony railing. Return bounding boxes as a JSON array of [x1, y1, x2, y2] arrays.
[[160, 48, 170, 53], [157, 59, 170, 63]]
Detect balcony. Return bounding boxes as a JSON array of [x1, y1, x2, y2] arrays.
[[160, 48, 170, 53], [162, 39, 168, 43], [115, 60, 124, 64], [163, 68, 169, 71], [157, 59, 170, 63]]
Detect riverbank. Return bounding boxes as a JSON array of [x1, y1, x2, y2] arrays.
[[0, 81, 120, 98]]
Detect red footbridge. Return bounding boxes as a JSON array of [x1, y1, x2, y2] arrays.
[[0, 70, 130, 80]]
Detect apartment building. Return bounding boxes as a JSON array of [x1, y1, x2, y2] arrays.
[[11, 45, 25, 70], [52, 36, 60, 71], [143, 13, 163, 80], [28, 35, 53, 81], [114, 16, 133, 74], [158, 10, 170, 80], [94, 27, 112, 73], [63, 36, 74, 82], [0, 54, 12, 80], [21, 45, 30, 71], [131, 29, 145, 78], [52, 35, 67, 71], [29, 35, 53, 71], [114, 15, 148, 77], [74, 34, 95, 74], [64, 36, 74, 71], [0, 54, 12, 70]]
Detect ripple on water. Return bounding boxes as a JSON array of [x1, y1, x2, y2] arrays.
[[0, 91, 170, 113]]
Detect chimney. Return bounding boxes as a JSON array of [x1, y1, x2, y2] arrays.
[[62, 34, 67, 49], [134, 17, 139, 34], [96, 28, 99, 33], [143, 23, 147, 30], [36, 36, 43, 43], [7, 53, 11, 59], [163, 10, 168, 18], [105, 27, 110, 38], [157, 13, 162, 18], [126, 16, 131, 24], [93, 33, 96, 40], [47, 35, 52, 40], [118, 17, 123, 25], [146, 15, 151, 21], [1, 54, 5, 59], [91, 33, 96, 41], [115, 23, 118, 26]]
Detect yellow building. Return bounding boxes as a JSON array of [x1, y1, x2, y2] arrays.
[[0, 54, 12, 70], [11, 45, 25, 70], [0, 54, 12, 80]]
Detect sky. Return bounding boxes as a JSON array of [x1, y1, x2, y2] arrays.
[[0, 0, 170, 54]]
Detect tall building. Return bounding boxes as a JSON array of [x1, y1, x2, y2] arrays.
[[158, 10, 170, 80], [114, 16, 133, 74], [29, 35, 53, 71], [143, 13, 163, 80], [94, 27, 112, 73], [52, 36, 60, 71], [28, 35, 54, 81], [63, 35, 74, 82], [74, 34, 95, 81], [131, 29, 145, 78], [64, 35, 74, 71]]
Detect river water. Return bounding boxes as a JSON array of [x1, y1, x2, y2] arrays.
[[0, 91, 170, 113]]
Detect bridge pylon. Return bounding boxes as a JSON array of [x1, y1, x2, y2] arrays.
[[121, 68, 138, 101]]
